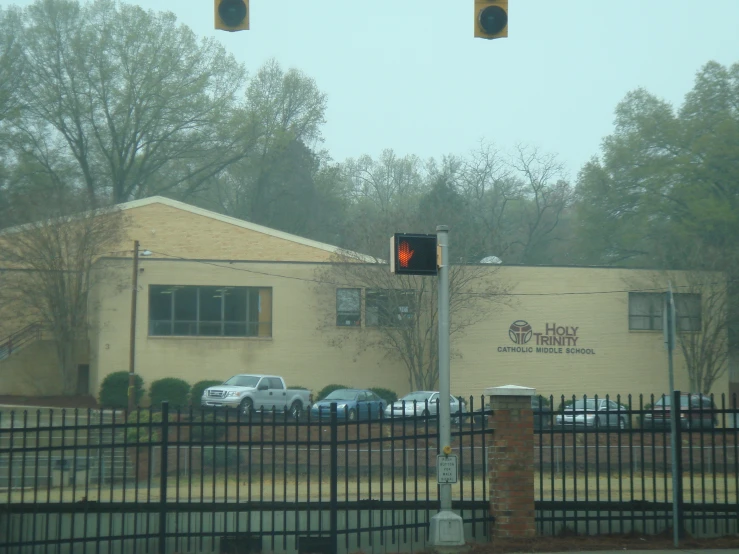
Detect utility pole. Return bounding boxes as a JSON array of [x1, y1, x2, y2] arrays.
[[128, 240, 140, 414], [665, 282, 681, 546]]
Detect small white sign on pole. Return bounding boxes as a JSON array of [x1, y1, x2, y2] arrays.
[[436, 455, 458, 484]]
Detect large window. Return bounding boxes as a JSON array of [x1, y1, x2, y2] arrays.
[[365, 289, 415, 327], [149, 286, 272, 337], [628, 292, 701, 332]]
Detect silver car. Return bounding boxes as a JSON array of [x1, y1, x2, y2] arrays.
[[555, 398, 629, 429], [384, 391, 466, 422]]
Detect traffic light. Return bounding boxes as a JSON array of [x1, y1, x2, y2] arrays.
[[474, 0, 508, 40], [390, 234, 438, 276], [215, 0, 249, 32]]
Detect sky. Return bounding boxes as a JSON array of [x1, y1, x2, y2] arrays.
[[3, 0, 739, 178]]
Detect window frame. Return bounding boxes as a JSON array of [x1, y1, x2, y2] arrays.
[[628, 291, 702, 332], [148, 285, 272, 338], [365, 289, 416, 328], [336, 288, 362, 327]]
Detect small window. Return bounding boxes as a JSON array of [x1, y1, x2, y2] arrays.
[[268, 377, 284, 390], [675, 293, 701, 332], [628, 292, 663, 331], [366, 289, 416, 327], [336, 288, 361, 326]]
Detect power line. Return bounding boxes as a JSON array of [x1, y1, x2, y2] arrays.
[[133, 249, 732, 298]]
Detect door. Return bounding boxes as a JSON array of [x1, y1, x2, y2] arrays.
[[76, 365, 90, 395], [356, 391, 369, 419], [253, 378, 271, 409], [269, 377, 288, 410]]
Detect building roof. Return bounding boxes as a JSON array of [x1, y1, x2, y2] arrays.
[[120, 196, 374, 259], [2, 195, 376, 263]]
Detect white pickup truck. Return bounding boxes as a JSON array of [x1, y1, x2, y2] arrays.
[[201, 374, 311, 419]]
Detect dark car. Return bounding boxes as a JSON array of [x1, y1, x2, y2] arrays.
[[310, 389, 386, 421], [472, 396, 552, 430], [642, 393, 717, 430], [555, 398, 629, 429]]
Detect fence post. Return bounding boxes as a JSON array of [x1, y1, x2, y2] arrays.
[[159, 402, 169, 554], [330, 402, 338, 554], [672, 391, 685, 539], [485, 385, 536, 541]]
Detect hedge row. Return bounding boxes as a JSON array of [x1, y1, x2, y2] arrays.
[[99, 372, 403, 410], [99, 371, 224, 409]]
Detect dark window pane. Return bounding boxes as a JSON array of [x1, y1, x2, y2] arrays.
[[149, 286, 173, 335], [200, 287, 223, 323], [224, 288, 247, 322], [224, 322, 247, 337], [629, 292, 663, 330], [150, 320, 173, 336], [174, 287, 197, 321], [173, 321, 197, 336], [198, 322, 222, 336]]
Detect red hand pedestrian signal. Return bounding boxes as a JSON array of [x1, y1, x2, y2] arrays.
[[390, 233, 437, 276], [398, 241, 414, 268]]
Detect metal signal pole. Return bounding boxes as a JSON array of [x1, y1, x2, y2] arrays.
[[430, 225, 464, 547], [128, 240, 140, 414]]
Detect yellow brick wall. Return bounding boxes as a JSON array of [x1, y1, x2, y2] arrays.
[[90, 259, 411, 400], [114, 204, 337, 262], [453, 266, 729, 403], [0, 340, 62, 396], [88, 260, 729, 405]]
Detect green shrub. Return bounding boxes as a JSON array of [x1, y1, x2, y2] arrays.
[[191, 380, 224, 406], [533, 395, 551, 408], [317, 384, 350, 400], [150, 377, 191, 409], [370, 387, 398, 404], [126, 410, 165, 443], [190, 412, 227, 442], [100, 371, 144, 410]]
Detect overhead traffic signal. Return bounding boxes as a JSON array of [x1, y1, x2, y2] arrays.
[[215, 0, 249, 32], [390, 234, 438, 276], [474, 0, 508, 40]]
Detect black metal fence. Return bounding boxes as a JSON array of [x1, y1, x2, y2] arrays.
[[0, 397, 493, 554], [535, 391, 739, 538]]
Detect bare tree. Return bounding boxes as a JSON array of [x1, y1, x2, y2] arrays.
[[315, 251, 510, 391], [0, 194, 126, 394]]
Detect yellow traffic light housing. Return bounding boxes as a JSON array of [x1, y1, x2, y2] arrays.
[[215, 0, 249, 32], [474, 0, 508, 40]]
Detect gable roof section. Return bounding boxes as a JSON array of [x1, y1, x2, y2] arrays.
[[118, 196, 372, 260], [0, 195, 376, 263]]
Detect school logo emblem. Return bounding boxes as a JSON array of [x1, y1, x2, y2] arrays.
[[508, 320, 532, 344]]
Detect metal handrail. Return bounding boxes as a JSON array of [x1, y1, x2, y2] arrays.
[[0, 322, 43, 359]]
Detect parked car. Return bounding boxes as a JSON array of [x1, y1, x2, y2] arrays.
[[384, 391, 466, 423], [641, 393, 717, 430], [201, 374, 311, 419], [472, 396, 552, 430], [310, 389, 387, 421], [555, 398, 629, 429]]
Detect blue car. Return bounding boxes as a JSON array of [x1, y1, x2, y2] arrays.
[[310, 389, 387, 421]]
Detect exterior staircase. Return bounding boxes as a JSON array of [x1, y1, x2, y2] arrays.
[[0, 323, 43, 361]]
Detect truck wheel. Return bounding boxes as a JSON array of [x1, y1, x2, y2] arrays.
[[240, 398, 253, 419], [290, 401, 304, 420]]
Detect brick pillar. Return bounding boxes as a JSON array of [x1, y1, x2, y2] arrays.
[[485, 384, 536, 539]]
